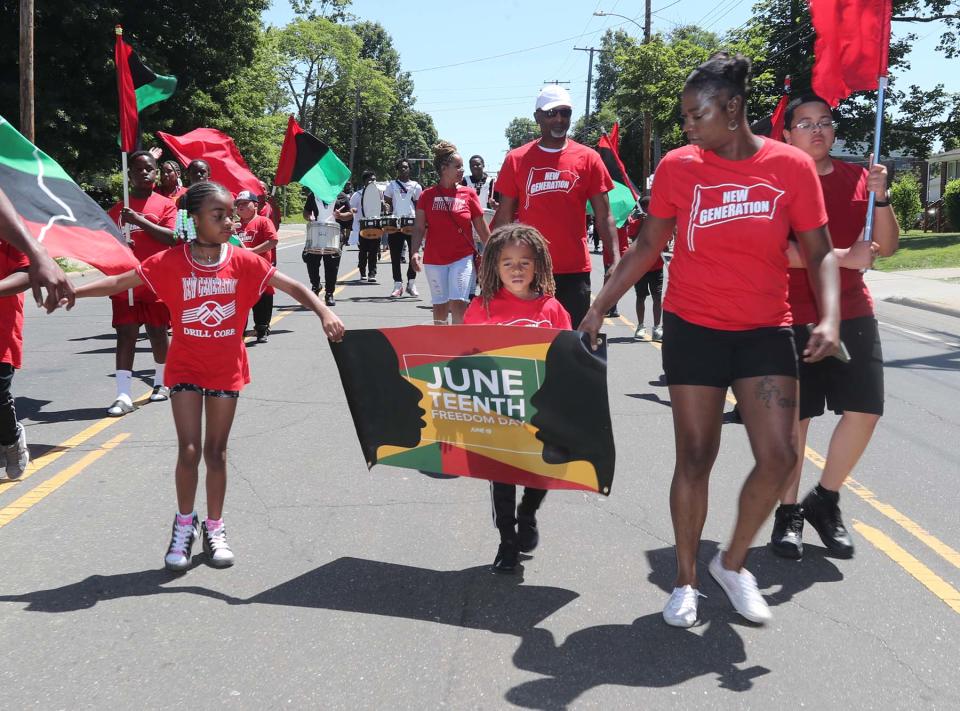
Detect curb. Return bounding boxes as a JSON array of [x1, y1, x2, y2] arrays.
[[883, 296, 960, 320]]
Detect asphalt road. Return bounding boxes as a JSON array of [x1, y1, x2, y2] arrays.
[[1, 231, 958, 709]]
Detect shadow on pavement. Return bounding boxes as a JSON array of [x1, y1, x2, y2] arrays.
[[246, 556, 579, 635], [0, 568, 236, 612], [882, 349, 960, 371], [626, 392, 671, 407]]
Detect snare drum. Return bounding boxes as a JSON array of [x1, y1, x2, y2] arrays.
[[305, 222, 341, 254], [381, 216, 400, 234], [399, 216, 415, 235], [359, 217, 384, 239]]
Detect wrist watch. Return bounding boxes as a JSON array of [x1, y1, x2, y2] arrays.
[[874, 194, 890, 207]]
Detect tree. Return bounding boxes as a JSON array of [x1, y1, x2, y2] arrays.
[[0, 0, 271, 183], [288, 0, 353, 21], [593, 29, 635, 112], [890, 173, 923, 229], [944, 179, 960, 230], [504, 117, 538, 149]]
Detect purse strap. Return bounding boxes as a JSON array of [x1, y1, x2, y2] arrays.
[[437, 187, 478, 254]]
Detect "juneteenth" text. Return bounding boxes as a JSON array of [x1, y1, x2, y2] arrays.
[[425, 366, 526, 419]]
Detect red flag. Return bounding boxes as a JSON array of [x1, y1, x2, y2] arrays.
[[809, 0, 892, 107], [114, 26, 139, 153], [156, 128, 261, 196]]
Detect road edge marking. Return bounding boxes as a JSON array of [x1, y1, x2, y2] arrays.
[[0, 433, 130, 529]]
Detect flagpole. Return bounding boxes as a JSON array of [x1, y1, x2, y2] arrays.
[[863, 76, 888, 246], [116, 26, 133, 306]]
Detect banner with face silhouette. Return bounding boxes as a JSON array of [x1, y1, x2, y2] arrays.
[[331, 326, 615, 495]]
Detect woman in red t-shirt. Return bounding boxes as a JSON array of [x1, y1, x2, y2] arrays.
[[67, 182, 344, 573], [411, 141, 490, 325], [463, 224, 571, 573], [581, 53, 841, 628], [769, 94, 900, 561]]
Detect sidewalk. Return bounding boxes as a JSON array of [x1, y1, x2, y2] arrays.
[[865, 268, 960, 319]]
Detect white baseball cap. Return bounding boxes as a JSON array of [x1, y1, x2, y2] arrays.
[[536, 84, 573, 112]]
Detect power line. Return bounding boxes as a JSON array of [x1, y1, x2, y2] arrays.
[[704, 0, 748, 30], [408, 18, 638, 74]]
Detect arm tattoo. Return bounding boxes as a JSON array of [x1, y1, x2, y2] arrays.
[[755, 376, 796, 409]]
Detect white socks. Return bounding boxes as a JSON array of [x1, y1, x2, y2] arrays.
[[153, 362, 165, 387], [115, 369, 132, 405]]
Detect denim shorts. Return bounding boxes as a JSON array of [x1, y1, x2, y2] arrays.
[[423, 254, 475, 304]]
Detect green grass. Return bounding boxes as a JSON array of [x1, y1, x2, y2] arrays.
[[873, 230, 960, 272], [54, 257, 88, 273]]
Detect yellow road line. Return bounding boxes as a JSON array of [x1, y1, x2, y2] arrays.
[[0, 433, 130, 529], [846, 477, 960, 571], [0, 390, 153, 490], [853, 520, 960, 615]]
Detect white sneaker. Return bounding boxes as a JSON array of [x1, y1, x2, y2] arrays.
[[149, 385, 170, 402], [653, 325, 664, 342], [3, 424, 29, 480], [662, 585, 703, 628], [390, 282, 404, 298], [405, 280, 419, 297], [164, 514, 199, 571], [202, 521, 235, 568], [709, 551, 771, 624], [634, 326, 648, 340], [106, 396, 135, 417]]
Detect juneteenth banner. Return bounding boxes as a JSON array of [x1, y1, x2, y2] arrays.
[[331, 325, 616, 495]]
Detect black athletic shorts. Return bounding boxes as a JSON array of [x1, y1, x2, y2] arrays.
[[633, 269, 664, 299], [661, 311, 798, 387], [553, 272, 592, 329], [793, 316, 884, 419]]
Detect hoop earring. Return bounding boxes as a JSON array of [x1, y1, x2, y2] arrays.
[[727, 119, 739, 131]]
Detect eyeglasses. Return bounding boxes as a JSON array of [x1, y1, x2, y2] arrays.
[[792, 119, 835, 132], [540, 108, 573, 118]]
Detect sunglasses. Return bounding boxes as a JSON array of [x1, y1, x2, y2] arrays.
[[540, 108, 573, 118]]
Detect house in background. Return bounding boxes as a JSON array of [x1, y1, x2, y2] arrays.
[[925, 147, 960, 204]]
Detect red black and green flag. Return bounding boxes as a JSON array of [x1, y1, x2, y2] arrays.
[[0, 117, 138, 275], [332, 325, 616, 494], [274, 116, 351, 204], [593, 122, 639, 228], [115, 26, 177, 152]]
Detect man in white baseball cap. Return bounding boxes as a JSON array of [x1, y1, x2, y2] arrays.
[[492, 85, 620, 327]]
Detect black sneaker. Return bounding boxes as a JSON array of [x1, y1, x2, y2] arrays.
[[517, 513, 539, 553], [770, 504, 804, 559], [325, 293, 336, 307], [606, 306, 620, 318], [311, 285, 321, 295], [492, 539, 519, 573], [164, 513, 199, 571], [802, 487, 854, 558]]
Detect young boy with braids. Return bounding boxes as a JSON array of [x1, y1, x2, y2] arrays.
[[463, 223, 571, 572]]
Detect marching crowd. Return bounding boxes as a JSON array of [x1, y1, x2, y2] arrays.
[[0, 50, 898, 629]]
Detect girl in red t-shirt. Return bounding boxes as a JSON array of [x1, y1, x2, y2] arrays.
[[67, 182, 345, 572], [411, 141, 490, 325], [464, 224, 571, 572], [581, 53, 842, 628]]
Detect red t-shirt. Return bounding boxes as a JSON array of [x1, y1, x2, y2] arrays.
[[108, 192, 177, 302], [788, 159, 874, 324], [496, 139, 614, 274], [154, 185, 187, 204], [463, 288, 572, 329], [0, 244, 29, 368], [648, 138, 828, 330], [259, 200, 281, 230], [137, 244, 276, 391], [419, 185, 482, 265], [239, 215, 278, 295]]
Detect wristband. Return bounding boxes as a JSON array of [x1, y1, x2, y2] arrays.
[[874, 199, 890, 207]]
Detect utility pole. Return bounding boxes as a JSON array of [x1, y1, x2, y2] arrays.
[[349, 83, 360, 174], [19, 0, 34, 141], [574, 47, 602, 118]]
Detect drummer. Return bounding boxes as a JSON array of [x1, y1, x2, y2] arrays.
[[349, 170, 382, 284], [383, 159, 423, 298], [303, 190, 341, 307]]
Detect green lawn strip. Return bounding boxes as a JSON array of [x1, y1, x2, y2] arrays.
[[874, 231, 960, 272]]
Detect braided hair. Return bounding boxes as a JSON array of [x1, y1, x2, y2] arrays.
[[684, 51, 752, 105], [432, 140, 459, 176], [478, 223, 556, 314], [181, 181, 231, 214]]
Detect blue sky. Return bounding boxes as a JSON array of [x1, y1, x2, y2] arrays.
[[265, 1, 958, 172]]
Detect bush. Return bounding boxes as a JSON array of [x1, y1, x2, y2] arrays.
[[889, 173, 922, 230], [944, 179, 960, 231]]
